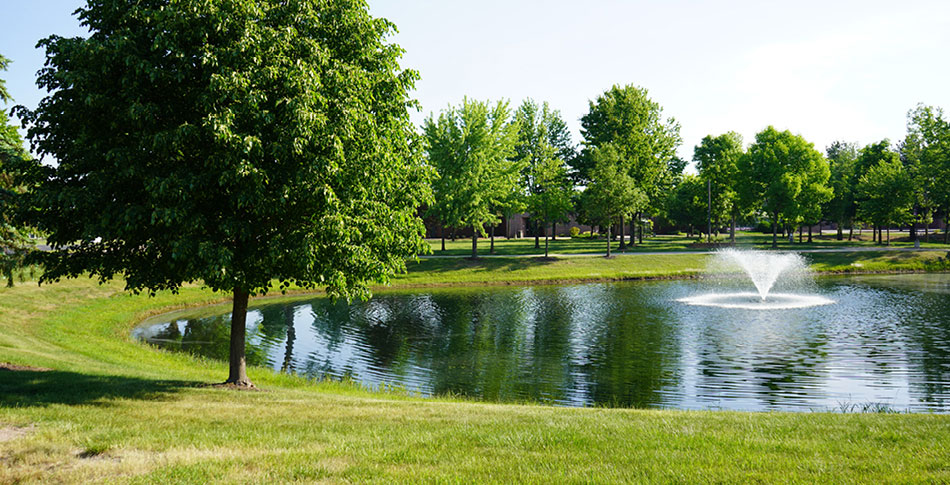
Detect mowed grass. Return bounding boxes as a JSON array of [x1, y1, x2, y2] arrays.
[[0, 253, 949, 482], [396, 250, 950, 287], [426, 229, 950, 256]]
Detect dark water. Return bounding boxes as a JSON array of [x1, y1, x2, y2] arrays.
[[133, 274, 950, 412]]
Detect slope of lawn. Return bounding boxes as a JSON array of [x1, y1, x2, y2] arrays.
[[1, 252, 949, 482]]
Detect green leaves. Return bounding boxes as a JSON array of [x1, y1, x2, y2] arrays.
[[16, 0, 431, 300], [424, 97, 519, 236]]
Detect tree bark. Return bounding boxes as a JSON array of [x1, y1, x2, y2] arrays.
[[730, 215, 736, 244], [638, 212, 643, 244], [772, 214, 778, 249], [848, 224, 853, 242], [606, 224, 612, 258], [226, 288, 253, 387], [545, 222, 550, 258], [808, 225, 813, 243], [441, 225, 446, 252], [471, 227, 478, 258], [619, 215, 626, 250], [798, 225, 803, 244], [535, 220, 541, 249], [837, 221, 843, 241], [490, 224, 495, 254], [886, 226, 890, 245], [630, 218, 636, 247]]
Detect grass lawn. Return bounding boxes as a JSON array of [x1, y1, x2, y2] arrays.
[[426, 229, 950, 257], [1, 251, 949, 482]]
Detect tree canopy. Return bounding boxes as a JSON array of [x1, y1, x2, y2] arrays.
[[694, 131, 743, 241], [0, 53, 33, 287], [423, 97, 519, 258], [13, 0, 431, 387], [737, 126, 831, 248]]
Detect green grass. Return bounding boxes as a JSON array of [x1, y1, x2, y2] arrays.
[[427, 229, 950, 256], [1, 252, 949, 482]]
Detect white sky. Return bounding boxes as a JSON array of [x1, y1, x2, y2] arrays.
[[3, 1, 950, 165]]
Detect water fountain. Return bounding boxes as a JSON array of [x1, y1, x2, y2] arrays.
[[677, 249, 835, 310]]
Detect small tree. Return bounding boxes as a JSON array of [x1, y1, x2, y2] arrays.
[[583, 144, 645, 257], [14, 0, 431, 388], [825, 141, 859, 240], [694, 132, 744, 243], [857, 158, 913, 245], [424, 98, 519, 258], [528, 156, 573, 258]]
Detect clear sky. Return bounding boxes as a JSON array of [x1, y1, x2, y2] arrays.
[[3, 1, 950, 164]]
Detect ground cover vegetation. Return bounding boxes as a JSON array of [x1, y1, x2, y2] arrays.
[[2, 261, 950, 482]]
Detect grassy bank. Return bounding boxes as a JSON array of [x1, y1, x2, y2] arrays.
[[1, 253, 950, 482], [426, 229, 950, 256], [395, 250, 950, 287]]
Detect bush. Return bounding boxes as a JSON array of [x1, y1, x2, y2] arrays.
[[570, 226, 580, 237]]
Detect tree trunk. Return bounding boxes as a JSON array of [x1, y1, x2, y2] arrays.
[[638, 213, 644, 244], [451, 228, 456, 242], [619, 215, 626, 250], [772, 214, 778, 249], [808, 225, 813, 243], [535, 220, 541, 249], [506, 215, 511, 240], [606, 224, 612, 258], [471, 227, 478, 258], [545, 222, 550, 258], [886, 226, 890, 245], [730, 215, 736, 244], [441, 225, 446, 252], [798, 225, 803, 244], [226, 289, 253, 387], [490, 225, 495, 254], [925, 220, 929, 242], [848, 225, 853, 241], [630, 218, 636, 247], [837, 222, 843, 241]]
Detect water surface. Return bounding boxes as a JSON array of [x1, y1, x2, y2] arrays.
[[133, 274, 950, 411]]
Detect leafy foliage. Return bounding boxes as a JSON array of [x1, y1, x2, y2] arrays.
[[424, 97, 519, 254], [694, 132, 743, 229], [577, 84, 681, 216], [14, 0, 431, 300], [856, 141, 913, 233], [0, 53, 33, 287], [737, 126, 831, 246]]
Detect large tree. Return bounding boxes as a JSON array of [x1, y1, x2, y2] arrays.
[[424, 98, 519, 258], [13, 0, 431, 388], [694, 132, 743, 243], [737, 126, 831, 248], [0, 54, 33, 287], [512, 99, 575, 250], [577, 84, 681, 246]]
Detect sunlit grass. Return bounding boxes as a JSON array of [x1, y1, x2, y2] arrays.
[[0, 252, 949, 482]]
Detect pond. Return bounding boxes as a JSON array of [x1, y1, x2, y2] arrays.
[[133, 274, 950, 412]]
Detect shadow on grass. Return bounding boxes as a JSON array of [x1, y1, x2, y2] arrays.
[[0, 368, 200, 407]]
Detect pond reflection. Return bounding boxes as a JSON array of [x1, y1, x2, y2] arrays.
[[133, 274, 950, 411]]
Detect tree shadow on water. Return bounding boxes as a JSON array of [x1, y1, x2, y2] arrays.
[[0, 368, 200, 407]]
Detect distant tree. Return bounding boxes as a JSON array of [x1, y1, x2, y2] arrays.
[[0, 54, 32, 287], [694, 132, 744, 243], [582, 144, 646, 257], [857, 157, 913, 245], [528, 156, 573, 258], [666, 174, 707, 238], [13, 0, 431, 387], [903, 104, 950, 243], [853, 140, 904, 243], [424, 98, 519, 258], [824, 141, 859, 240], [577, 84, 681, 246], [737, 126, 830, 248], [512, 99, 575, 250]]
